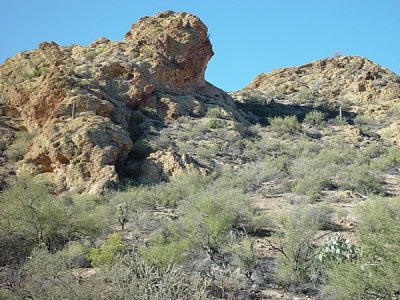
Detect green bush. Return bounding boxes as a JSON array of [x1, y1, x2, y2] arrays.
[[272, 206, 323, 286], [232, 158, 287, 192], [142, 187, 262, 268], [323, 197, 400, 299], [335, 164, 382, 195], [268, 115, 301, 135], [290, 156, 335, 201], [87, 233, 126, 267], [17, 247, 103, 299], [208, 119, 227, 129], [114, 172, 212, 209], [0, 176, 114, 262], [354, 114, 377, 135], [304, 110, 325, 126], [0, 175, 66, 248]]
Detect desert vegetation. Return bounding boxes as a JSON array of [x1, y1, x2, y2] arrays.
[[1, 117, 399, 299]]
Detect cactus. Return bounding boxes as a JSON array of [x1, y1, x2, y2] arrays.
[[317, 234, 358, 264], [71, 101, 77, 119]]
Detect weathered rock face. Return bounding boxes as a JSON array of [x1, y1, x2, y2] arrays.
[[125, 11, 213, 90], [20, 114, 133, 194], [0, 11, 238, 193]]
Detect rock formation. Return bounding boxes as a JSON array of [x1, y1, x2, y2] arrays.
[[232, 55, 400, 145], [0, 11, 242, 193]]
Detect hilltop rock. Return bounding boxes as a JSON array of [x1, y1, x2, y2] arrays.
[[0, 11, 242, 192], [232, 55, 400, 145], [125, 11, 213, 90]]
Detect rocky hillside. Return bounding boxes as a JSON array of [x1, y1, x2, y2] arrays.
[[232, 55, 400, 145], [1, 11, 400, 300], [0, 11, 246, 193]]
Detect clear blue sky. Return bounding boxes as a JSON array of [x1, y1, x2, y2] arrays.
[[1, 0, 399, 91]]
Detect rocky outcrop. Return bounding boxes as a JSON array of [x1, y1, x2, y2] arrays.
[[232, 55, 400, 145], [0, 11, 241, 193], [141, 149, 209, 183], [20, 114, 133, 193], [125, 11, 213, 90]]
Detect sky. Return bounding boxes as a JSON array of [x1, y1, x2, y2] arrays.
[[0, 0, 399, 91]]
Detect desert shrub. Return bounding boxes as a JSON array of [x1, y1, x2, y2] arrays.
[[304, 110, 325, 126], [289, 142, 387, 199], [141, 234, 190, 267], [290, 137, 321, 158], [206, 106, 223, 118], [66, 193, 115, 242], [243, 136, 286, 160], [386, 102, 400, 120], [87, 233, 126, 267], [208, 119, 227, 129], [197, 144, 219, 159], [107, 253, 208, 299], [234, 158, 287, 192], [114, 172, 212, 210], [290, 157, 335, 201], [153, 130, 172, 150], [57, 241, 90, 268], [17, 247, 103, 299], [309, 205, 335, 230], [0, 177, 114, 263], [268, 115, 301, 135], [227, 237, 259, 277], [0, 175, 66, 248], [271, 205, 325, 286], [0, 230, 34, 266], [5, 131, 35, 161], [371, 145, 400, 172], [142, 187, 263, 268], [296, 87, 314, 102], [329, 114, 348, 125], [335, 164, 382, 195], [353, 114, 377, 135], [323, 197, 400, 299]]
